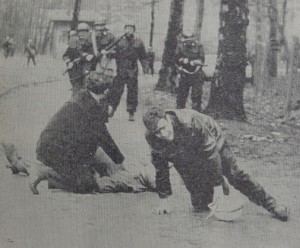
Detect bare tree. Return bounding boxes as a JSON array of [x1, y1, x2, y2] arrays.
[[205, 0, 249, 121], [268, 0, 280, 77], [155, 0, 184, 92], [193, 0, 205, 41], [71, 0, 82, 31]]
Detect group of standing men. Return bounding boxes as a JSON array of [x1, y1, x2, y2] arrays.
[[63, 19, 149, 121]]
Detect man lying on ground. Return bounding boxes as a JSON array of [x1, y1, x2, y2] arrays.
[[30, 71, 154, 194], [143, 107, 289, 221]]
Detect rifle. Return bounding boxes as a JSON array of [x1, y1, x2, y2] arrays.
[[176, 59, 207, 75], [62, 53, 93, 75]]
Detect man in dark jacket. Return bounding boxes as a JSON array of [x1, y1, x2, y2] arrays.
[[143, 107, 289, 221], [63, 23, 97, 95], [175, 35, 205, 112], [36, 71, 124, 193], [108, 22, 148, 121]]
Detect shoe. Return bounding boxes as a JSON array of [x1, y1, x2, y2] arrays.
[[29, 183, 39, 195], [271, 205, 290, 221], [128, 113, 135, 121]]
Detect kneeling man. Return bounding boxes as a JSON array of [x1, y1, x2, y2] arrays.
[[33, 72, 153, 194], [143, 107, 289, 221]]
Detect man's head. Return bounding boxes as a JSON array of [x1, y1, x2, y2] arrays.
[[124, 21, 135, 38], [143, 107, 174, 141], [94, 17, 107, 32], [85, 71, 110, 95], [77, 23, 90, 43]]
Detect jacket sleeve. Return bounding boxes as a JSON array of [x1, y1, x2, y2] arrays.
[[192, 114, 219, 160], [151, 150, 172, 198], [98, 124, 125, 164]]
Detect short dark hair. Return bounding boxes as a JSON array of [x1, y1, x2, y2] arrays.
[[85, 71, 110, 94], [143, 107, 165, 133]]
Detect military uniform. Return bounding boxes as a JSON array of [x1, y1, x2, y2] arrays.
[[63, 35, 96, 95], [147, 48, 155, 75], [95, 29, 115, 52], [108, 34, 147, 116], [176, 37, 205, 112], [145, 109, 282, 215]]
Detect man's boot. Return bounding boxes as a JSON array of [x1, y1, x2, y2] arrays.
[[269, 205, 290, 221], [128, 112, 135, 121]]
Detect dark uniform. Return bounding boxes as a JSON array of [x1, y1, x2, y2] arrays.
[[95, 29, 115, 52], [144, 108, 289, 220], [108, 33, 148, 117], [2, 38, 15, 58], [176, 36, 205, 112], [146, 47, 155, 75], [24, 40, 37, 66], [63, 38, 96, 94], [36, 89, 124, 193]]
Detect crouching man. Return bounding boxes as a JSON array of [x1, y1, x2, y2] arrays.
[[143, 107, 289, 221], [32, 71, 153, 194]]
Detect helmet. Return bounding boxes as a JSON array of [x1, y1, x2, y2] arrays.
[[124, 21, 135, 31], [77, 23, 90, 32], [94, 17, 107, 27], [69, 30, 77, 36]]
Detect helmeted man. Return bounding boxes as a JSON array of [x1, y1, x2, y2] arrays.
[[24, 39, 37, 66], [107, 21, 148, 121], [63, 23, 97, 95], [94, 17, 115, 53], [175, 33, 205, 112], [143, 107, 290, 221]]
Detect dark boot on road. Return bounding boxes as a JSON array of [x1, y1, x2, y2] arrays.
[[270, 205, 290, 221], [128, 112, 135, 121]]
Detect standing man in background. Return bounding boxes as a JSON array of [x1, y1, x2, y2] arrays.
[[24, 39, 37, 66], [108, 21, 148, 121], [175, 34, 205, 112], [146, 46, 155, 75], [94, 17, 115, 53], [63, 23, 96, 95]]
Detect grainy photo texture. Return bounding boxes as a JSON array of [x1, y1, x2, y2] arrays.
[[0, 0, 299, 248]]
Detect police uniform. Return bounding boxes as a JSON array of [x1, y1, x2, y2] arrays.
[[176, 37, 205, 112]]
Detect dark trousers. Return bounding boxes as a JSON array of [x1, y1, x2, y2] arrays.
[[109, 75, 138, 114], [176, 74, 203, 112], [43, 148, 150, 194], [27, 55, 36, 66], [175, 142, 276, 211], [149, 62, 154, 75]]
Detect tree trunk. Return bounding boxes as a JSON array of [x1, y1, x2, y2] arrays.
[[278, 0, 289, 74], [71, 0, 81, 31], [284, 37, 298, 122], [205, 0, 249, 121], [268, 0, 279, 77], [155, 0, 184, 92], [149, 0, 156, 47], [194, 0, 205, 41], [253, 0, 269, 103]]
